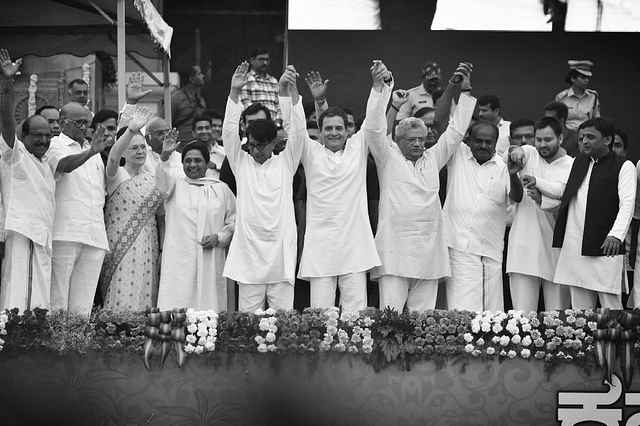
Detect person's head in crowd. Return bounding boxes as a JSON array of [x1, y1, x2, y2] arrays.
[[533, 117, 563, 161], [578, 117, 615, 159], [145, 117, 171, 154], [509, 118, 535, 147], [246, 119, 278, 164], [178, 65, 205, 89], [421, 61, 441, 95], [413, 107, 437, 149], [68, 79, 89, 106], [60, 102, 91, 143], [394, 117, 428, 162], [91, 109, 118, 162], [191, 115, 213, 145], [249, 44, 271, 77], [343, 108, 356, 138], [613, 129, 628, 158], [469, 120, 498, 164], [203, 109, 223, 142], [240, 102, 271, 137], [181, 141, 210, 179], [564, 60, 593, 93], [20, 114, 52, 159], [318, 107, 349, 152], [307, 120, 319, 140], [274, 126, 288, 154], [477, 95, 502, 126], [543, 101, 569, 128], [36, 105, 61, 137], [123, 131, 148, 170]]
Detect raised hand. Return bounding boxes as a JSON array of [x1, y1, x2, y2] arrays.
[[391, 89, 409, 107], [161, 128, 180, 154], [0, 49, 22, 80], [450, 62, 473, 88], [89, 125, 108, 154], [304, 71, 329, 101], [230, 62, 250, 92], [279, 65, 299, 96], [128, 105, 153, 133], [507, 154, 523, 175], [370, 60, 391, 85], [126, 71, 152, 104]]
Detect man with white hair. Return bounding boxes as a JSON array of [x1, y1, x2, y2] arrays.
[[368, 62, 475, 312]]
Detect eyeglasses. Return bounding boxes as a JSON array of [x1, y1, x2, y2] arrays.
[[63, 118, 91, 128], [425, 124, 436, 131], [254, 56, 271, 62], [27, 132, 53, 141], [513, 133, 534, 141]]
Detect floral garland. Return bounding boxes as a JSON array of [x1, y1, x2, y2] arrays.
[[0, 310, 8, 352], [254, 308, 278, 353], [184, 309, 218, 355]]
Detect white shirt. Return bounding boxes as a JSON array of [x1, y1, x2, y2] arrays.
[[369, 93, 476, 280], [222, 96, 302, 284], [206, 142, 226, 180], [291, 86, 391, 278], [443, 147, 512, 262], [0, 136, 56, 249], [46, 133, 108, 250], [504, 145, 573, 280], [554, 159, 636, 293]]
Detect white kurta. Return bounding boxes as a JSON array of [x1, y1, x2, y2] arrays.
[[370, 93, 476, 280], [553, 159, 636, 294], [222, 96, 302, 284], [443, 148, 512, 262], [295, 86, 390, 279], [506, 146, 573, 281], [156, 162, 236, 311]]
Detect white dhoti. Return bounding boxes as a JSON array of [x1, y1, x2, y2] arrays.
[[446, 247, 503, 312], [379, 275, 438, 312]]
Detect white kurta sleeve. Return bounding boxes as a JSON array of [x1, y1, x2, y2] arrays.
[[222, 97, 244, 172], [534, 176, 566, 199], [279, 95, 304, 171], [155, 160, 178, 198], [431, 92, 476, 169], [216, 185, 237, 248], [608, 160, 637, 241]]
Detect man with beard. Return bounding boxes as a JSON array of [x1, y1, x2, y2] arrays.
[[369, 62, 475, 313], [239, 45, 282, 125], [443, 120, 524, 312], [396, 61, 442, 120], [504, 117, 574, 312]]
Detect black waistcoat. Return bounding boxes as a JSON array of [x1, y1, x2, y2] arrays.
[[552, 150, 626, 256]]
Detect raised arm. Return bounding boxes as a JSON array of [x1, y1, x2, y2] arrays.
[[385, 89, 409, 136], [304, 71, 329, 121], [155, 128, 180, 197], [107, 106, 153, 177], [224, 62, 250, 170], [431, 62, 475, 168], [279, 65, 304, 169], [0, 49, 21, 147], [56, 130, 108, 174], [118, 72, 152, 131]]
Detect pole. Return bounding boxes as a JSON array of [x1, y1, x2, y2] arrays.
[[117, 0, 126, 109]]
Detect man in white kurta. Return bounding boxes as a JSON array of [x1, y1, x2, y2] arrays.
[[368, 63, 475, 312], [550, 118, 636, 309], [0, 54, 56, 312], [46, 102, 109, 314], [504, 118, 574, 312], [222, 63, 303, 312], [294, 62, 392, 311], [443, 121, 523, 312]]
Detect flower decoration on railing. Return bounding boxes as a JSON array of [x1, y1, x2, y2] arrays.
[[185, 309, 219, 355], [0, 310, 8, 352], [593, 308, 636, 387], [143, 307, 187, 371], [254, 308, 278, 353]]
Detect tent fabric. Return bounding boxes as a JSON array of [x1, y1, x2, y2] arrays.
[[0, 0, 159, 58]]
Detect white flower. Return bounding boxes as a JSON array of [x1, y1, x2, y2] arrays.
[[471, 323, 481, 333], [464, 344, 475, 353], [486, 347, 496, 355], [499, 350, 507, 357], [194, 345, 204, 354], [521, 336, 532, 347], [492, 336, 500, 344], [267, 344, 277, 352], [265, 332, 276, 343], [492, 323, 503, 333], [186, 335, 197, 344], [204, 341, 215, 352], [463, 333, 473, 343], [184, 343, 195, 353], [477, 338, 485, 346], [520, 349, 531, 359], [507, 350, 517, 359], [187, 324, 198, 334], [499, 335, 510, 346], [265, 308, 276, 315], [257, 343, 268, 353], [481, 322, 491, 332], [511, 335, 521, 345]]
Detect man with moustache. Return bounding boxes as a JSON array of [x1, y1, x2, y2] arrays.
[[35, 105, 62, 137], [443, 120, 524, 312], [505, 117, 574, 312], [239, 45, 282, 125]]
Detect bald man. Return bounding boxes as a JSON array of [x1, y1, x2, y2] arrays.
[[47, 102, 109, 314]]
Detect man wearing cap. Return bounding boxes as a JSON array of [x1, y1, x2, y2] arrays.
[[555, 60, 600, 132], [395, 61, 442, 121]]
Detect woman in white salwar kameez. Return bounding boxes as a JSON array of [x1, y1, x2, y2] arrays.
[[155, 139, 236, 312]]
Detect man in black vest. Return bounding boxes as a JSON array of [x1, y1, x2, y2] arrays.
[[552, 118, 636, 309]]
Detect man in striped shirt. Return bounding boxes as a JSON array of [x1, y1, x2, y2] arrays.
[[239, 45, 282, 126]]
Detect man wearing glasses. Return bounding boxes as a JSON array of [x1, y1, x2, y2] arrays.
[[239, 45, 282, 126], [46, 102, 109, 314]]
